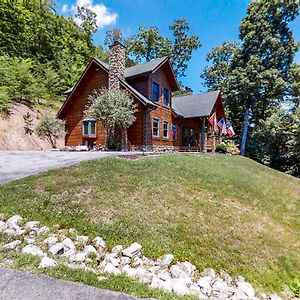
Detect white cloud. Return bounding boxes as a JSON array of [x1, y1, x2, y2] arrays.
[[71, 0, 117, 29], [62, 4, 69, 13]]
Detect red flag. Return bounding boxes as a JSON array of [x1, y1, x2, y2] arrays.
[[208, 113, 218, 132]]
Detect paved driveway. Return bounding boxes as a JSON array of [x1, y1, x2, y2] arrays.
[[0, 267, 138, 300], [0, 151, 141, 184]]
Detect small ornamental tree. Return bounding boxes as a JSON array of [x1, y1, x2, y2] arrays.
[[36, 114, 65, 148], [85, 88, 137, 151]]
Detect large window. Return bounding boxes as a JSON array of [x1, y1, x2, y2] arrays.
[[82, 119, 96, 137], [163, 121, 169, 139], [172, 124, 177, 141], [152, 82, 160, 101], [163, 87, 170, 106], [152, 118, 159, 137]]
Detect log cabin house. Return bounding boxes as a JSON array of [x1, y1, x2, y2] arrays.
[[57, 42, 226, 152]]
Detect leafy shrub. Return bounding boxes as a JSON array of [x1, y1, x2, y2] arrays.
[[36, 113, 65, 148], [216, 141, 240, 155], [216, 143, 227, 153], [290, 278, 300, 297], [226, 142, 240, 155]]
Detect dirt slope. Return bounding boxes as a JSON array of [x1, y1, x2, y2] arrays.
[[0, 103, 63, 151]]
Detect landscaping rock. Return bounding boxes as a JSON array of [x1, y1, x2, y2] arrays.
[[22, 245, 44, 257], [236, 281, 256, 299], [76, 235, 89, 244], [104, 253, 120, 267], [70, 252, 87, 263], [94, 237, 106, 249], [68, 228, 77, 236], [122, 243, 142, 258], [220, 270, 232, 285], [39, 256, 57, 269], [4, 224, 24, 236], [150, 276, 172, 293], [3, 240, 21, 250], [83, 245, 97, 256], [211, 278, 229, 298], [63, 248, 76, 257], [0, 220, 6, 231], [49, 243, 64, 255], [201, 268, 216, 277], [62, 238, 76, 250], [24, 221, 40, 230], [104, 263, 121, 275], [111, 245, 123, 253], [123, 267, 138, 278], [170, 279, 190, 296], [269, 294, 282, 300], [179, 261, 196, 277], [6, 215, 23, 226], [170, 263, 190, 279], [24, 236, 35, 244], [43, 236, 58, 247], [120, 256, 131, 266], [36, 226, 50, 236], [197, 276, 213, 296], [157, 270, 172, 281], [157, 254, 174, 266]]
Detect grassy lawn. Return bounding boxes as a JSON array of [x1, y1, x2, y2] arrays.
[[0, 153, 299, 296]]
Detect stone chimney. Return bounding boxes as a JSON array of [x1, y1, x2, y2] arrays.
[[108, 41, 125, 90]]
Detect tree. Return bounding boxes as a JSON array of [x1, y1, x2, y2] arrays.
[[127, 26, 169, 63], [127, 19, 201, 77], [202, 1, 299, 156], [169, 19, 201, 77], [248, 104, 300, 177], [104, 28, 125, 46], [85, 88, 137, 151], [36, 114, 65, 148]]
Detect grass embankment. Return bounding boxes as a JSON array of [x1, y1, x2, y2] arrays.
[[0, 154, 299, 297]]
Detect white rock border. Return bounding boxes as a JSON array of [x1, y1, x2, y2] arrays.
[[0, 214, 289, 300]]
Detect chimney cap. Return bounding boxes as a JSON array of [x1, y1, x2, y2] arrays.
[[109, 40, 126, 49]]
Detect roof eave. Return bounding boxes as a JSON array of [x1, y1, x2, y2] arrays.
[[57, 58, 109, 119]]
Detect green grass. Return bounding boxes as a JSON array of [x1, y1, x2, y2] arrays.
[[0, 154, 299, 296]]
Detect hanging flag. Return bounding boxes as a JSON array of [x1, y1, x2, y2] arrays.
[[208, 112, 218, 132], [226, 122, 235, 137], [217, 118, 225, 129], [217, 118, 227, 134]]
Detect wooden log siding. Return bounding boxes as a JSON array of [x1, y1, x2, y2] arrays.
[[148, 66, 177, 146], [64, 62, 108, 146]]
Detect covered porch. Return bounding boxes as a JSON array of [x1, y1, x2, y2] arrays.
[[172, 90, 226, 153]]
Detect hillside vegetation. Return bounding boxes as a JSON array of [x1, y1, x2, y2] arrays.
[[0, 154, 299, 295]]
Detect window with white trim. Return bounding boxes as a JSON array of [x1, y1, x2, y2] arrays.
[[152, 118, 159, 137], [163, 121, 169, 139]]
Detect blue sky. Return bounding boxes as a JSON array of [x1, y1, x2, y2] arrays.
[[57, 0, 300, 93]]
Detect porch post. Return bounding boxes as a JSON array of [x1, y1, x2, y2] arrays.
[[200, 117, 207, 153], [211, 135, 216, 153]]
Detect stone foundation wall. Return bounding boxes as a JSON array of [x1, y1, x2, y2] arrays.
[[130, 145, 179, 152]]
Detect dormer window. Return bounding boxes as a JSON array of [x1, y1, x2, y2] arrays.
[[152, 82, 160, 102], [82, 118, 96, 137], [163, 88, 170, 106]]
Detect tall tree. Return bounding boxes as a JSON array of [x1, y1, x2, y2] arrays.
[[127, 19, 201, 77], [169, 19, 201, 77], [202, 1, 299, 156], [104, 28, 125, 46], [127, 26, 169, 63]]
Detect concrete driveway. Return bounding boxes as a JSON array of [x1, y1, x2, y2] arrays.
[[0, 267, 138, 300], [0, 151, 141, 184]]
